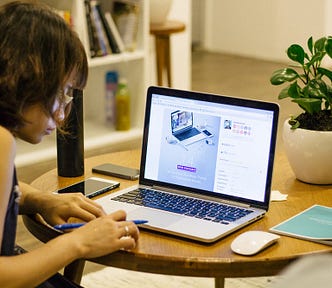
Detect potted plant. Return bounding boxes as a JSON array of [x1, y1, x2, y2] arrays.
[[270, 36, 332, 184]]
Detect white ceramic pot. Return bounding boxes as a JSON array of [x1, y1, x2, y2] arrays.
[[283, 120, 332, 184], [149, 0, 173, 24]]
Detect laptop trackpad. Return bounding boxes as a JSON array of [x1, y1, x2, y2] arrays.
[[127, 208, 183, 227]]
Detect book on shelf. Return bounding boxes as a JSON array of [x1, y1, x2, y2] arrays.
[[112, 0, 140, 52], [104, 11, 125, 53], [84, 0, 103, 57], [95, 4, 122, 54], [90, 0, 111, 56], [270, 204, 332, 246]]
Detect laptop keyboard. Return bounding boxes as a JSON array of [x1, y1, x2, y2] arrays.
[[112, 188, 254, 224], [175, 128, 200, 141]]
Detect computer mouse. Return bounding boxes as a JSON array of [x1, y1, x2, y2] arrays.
[[231, 231, 280, 256]]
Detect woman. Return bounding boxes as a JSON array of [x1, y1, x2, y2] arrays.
[[0, 1, 139, 287]]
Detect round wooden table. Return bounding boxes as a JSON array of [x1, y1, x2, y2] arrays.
[[23, 149, 332, 288]]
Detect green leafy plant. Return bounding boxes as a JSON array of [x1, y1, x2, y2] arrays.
[[270, 36, 332, 130]]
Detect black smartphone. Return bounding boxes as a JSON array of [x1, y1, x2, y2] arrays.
[[56, 177, 120, 198], [202, 129, 213, 137], [92, 163, 140, 180]]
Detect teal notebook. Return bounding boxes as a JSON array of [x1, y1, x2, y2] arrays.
[[270, 205, 332, 246]]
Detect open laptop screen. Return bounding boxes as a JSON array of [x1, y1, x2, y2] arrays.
[[140, 87, 279, 209]]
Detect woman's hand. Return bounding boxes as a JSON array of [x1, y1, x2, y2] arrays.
[[36, 192, 106, 226], [18, 181, 106, 225], [67, 210, 139, 258], [18, 181, 140, 256]]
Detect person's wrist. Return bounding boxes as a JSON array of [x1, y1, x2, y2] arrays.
[[50, 232, 86, 262], [62, 230, 90, 259], [24, 190, 51, 216]]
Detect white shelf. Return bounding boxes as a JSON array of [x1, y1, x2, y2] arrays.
[[88, 50, 145, 68], [83, 121, 143, 151], [16, 0, 148, 168], [16, 120, 143, 167]]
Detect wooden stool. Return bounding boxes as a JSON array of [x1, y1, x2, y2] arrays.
[[150, 20, 185, 87]]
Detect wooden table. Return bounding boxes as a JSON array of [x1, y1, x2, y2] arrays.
[[23, 149, 332, 288], [150, 20, 186, 87]]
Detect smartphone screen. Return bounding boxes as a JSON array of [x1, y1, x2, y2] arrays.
[[56, 177, 120, 198], [92, 163, 140, 180]]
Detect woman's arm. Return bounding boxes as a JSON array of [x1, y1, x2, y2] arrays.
[[0, 126, 139, 287], [0, 210, 139, 288], [18, 182, 106, 226]]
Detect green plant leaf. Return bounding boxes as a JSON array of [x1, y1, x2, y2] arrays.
[[317, 67, 332, 82], [288, 82, 302, 98], [270, 35, 332, 116], [290, 122, 300, 129], [309, 51, 324, 64], [314, 37, 327, 53], [326, 38, 332, 58], [325, 85, 332, 109], [270, 68, 299, 85], [304, 53, 310, 61], [288, 116, 300, 129], [278, 86, 290, 99], [307, 36, 313, 54], [287, 44, 305, 64], [292, 98, 322, 114], [307, 79, 328, 99]]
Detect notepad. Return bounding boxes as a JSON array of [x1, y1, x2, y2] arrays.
[[270, 205, 332, 246]]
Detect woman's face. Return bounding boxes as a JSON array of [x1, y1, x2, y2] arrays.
[[16, 74, 75, 144], [16, 103, 58, 144]]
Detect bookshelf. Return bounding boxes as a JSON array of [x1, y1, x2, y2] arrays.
[[13, 0, 149, 167]]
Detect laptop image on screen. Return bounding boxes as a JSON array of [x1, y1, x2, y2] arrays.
[[171, 110, 206, 146], [96, 86, 279, 243]]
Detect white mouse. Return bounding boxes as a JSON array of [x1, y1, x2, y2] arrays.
[[231, 231, 280, 256]]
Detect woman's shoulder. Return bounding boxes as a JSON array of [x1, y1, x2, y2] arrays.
[[0, 125, 15, 140], [0, 126, 16, 152]]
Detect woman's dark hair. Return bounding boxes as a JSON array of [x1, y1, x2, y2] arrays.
[[0, 0, 88, 130]]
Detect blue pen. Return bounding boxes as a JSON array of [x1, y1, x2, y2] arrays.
[[54, 220, 148, 230]]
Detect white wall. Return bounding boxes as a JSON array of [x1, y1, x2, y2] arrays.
[[148, 0, 192, 89], [203, 0, 332, 62]]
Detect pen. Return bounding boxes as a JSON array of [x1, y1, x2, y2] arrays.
[[54, 220, 148, 230]]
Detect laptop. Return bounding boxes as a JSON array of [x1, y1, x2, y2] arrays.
[[171, 110, 206, 146], [96, 86, 279, 243]]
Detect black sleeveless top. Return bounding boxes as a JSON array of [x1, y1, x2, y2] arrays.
[[1, 168, 19, 256]]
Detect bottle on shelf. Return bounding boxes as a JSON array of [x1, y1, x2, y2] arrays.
[[115, 78, 130, 131], [105, 71, 118, 126]]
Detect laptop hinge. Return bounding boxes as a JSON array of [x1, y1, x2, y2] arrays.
[[218, 199, 250, 208], [147, 185, 251, 208]]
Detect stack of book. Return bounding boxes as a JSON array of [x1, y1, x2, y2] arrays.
[[84, 0, 139, 58]]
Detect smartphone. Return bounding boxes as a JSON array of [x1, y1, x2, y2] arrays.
[[92, 163, 140, 180], [56, 177, 120, 198], [202, 129, 213, 137]]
